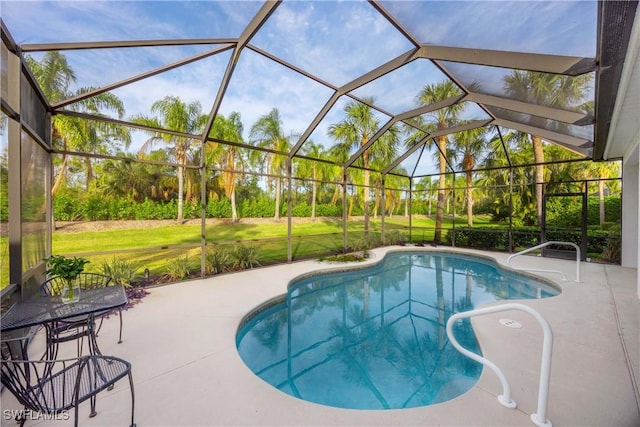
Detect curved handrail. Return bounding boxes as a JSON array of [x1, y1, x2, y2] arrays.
[[446, 303, 553, 427], [507, 241, 581, 282]]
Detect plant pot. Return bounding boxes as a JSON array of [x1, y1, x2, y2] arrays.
[[61, 285, 81, 304]]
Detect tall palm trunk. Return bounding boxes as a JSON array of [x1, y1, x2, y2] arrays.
[[84, 157, 94, 191], [274, 176, 281, 220], [465, 170, 473, 227], [533, 135, 545, 226], [331, 185, 341, 205], [224, 148, 238, 222], [51, 154, 68, 197], [404, 191, 409, 218], [435, 136, 447, 243], [185, 172, 193, 203], [463, 151, 475, 227], [311, 166, 317, 219], [373, 188, 380, 218], [435, 256, 445, 349], [177, 164, 184, 222], [598, 179, 605, 225], [231, 187, 238, 223], [363, 149, 370, 235]]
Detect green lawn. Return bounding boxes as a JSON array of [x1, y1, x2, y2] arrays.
[[2, 215, 492, 287]]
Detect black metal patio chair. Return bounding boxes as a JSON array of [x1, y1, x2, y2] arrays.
[[1, 336, 136, 427], [40, 273, 124, 356]]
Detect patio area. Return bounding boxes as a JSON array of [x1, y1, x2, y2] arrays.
[[1, 246, 638, 427]]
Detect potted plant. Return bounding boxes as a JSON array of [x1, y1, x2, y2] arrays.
[[44, 255, 90, 303]]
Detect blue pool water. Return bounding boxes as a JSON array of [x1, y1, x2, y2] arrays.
[[236, 251, 560, 410]]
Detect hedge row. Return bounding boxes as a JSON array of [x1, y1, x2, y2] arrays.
[[53, 192, 344, 221], [445, 226, 618, 255]]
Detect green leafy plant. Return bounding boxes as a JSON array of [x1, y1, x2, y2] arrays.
[[44, 255, 90, 300], [230, 245, 261, 270], [205, 248, 231, 275], [100, 257, 139, 287], [318, 253, 368, 263], [385, 230, 407, 246], [165, 256, 191, 281]]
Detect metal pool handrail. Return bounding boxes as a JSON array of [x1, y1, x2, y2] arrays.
[[507, 241, 581, 282], [446, 303, 554, 427]]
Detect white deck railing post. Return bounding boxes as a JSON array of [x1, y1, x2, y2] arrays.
[[446, 303, 553, 427]]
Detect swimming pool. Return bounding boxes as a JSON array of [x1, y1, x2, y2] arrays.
[[236, 251, 560, 410]]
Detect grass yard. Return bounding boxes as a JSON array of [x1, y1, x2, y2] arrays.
[[1, 215, 491, 288]]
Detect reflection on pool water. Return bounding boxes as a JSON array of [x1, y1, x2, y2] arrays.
[[236, 251, 560, 410]]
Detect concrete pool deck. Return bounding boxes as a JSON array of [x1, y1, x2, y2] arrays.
[[2, 246, 639, 426]]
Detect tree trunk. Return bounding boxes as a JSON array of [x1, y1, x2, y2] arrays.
[[435, 256, 445, 349], [84, 157, 93, 191], [434, 136, 447, 243], [364, 167, 370, 236], [274, 176, 281, 220], [331, 185, 341, 205], [533, 136, 545, 226], [599, 179, 605, 225], [373, 188, 379, 219], [185, 171, 193, 203], [231, 187, 238, 223], [404, 191, 409, 218], [311, 167, 317, 219], [51, 154, 68, 197], [466, 170, 473, 227], [177, 164, 184, 222]]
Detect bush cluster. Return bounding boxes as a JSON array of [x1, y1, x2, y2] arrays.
[[446, 226, 620, 257], [54, 191, 344, 221], [545, 196, 621, 227]]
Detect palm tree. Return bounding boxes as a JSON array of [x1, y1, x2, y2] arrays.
[[586, 160, 620, 225], [503, 70, 592, 225], [328, 97, 400, 235], [414, 81, 464, 242], [249, 108, 291, 220], [209, 112, 244, 222], [130, 96, 207, 222], [26, 52, 130, 195], [479, 129, 538, 226], [451, 126, 487, 226], [98, 154, 157, 201], [297, 141, 327, 219]]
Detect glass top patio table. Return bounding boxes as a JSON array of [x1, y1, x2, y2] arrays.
[[0, 285, 127, 333]]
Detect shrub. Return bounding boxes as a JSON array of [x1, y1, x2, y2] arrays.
[[53, 190, 83, 221], [107, 198, 136, 220], [602, 238, 621, 263], [230, 245, 261, 270], [205, 247, 232, 275], [445, 228, 510, 250], [81, 195, 110, 220], [206, 198, 232, 218], [291, 201, 311, 217], [165, 256, 191, 280], [385, 229, 407, 246], [239, 197, 274, 218], [315, 203, 342, 217], [349, 233, 381, 255], [100, 257, 139, 286], [181, 199, 201, 219]]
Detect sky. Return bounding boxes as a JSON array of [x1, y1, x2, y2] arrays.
[[1, 0, 598, 175]]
